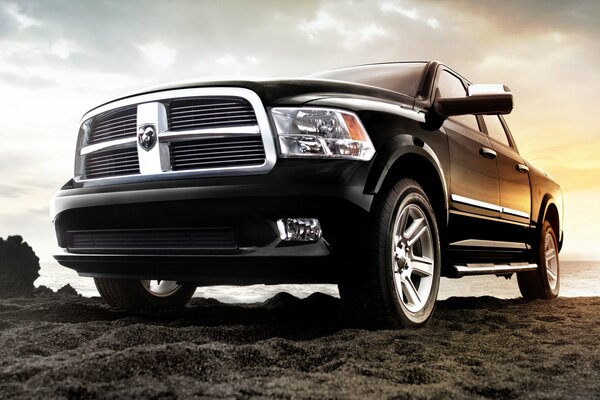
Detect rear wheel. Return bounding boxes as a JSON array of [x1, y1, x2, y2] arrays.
[[94, 278, 196, 310], [517, 221, 560, 300], [339, 179, 441, 328]]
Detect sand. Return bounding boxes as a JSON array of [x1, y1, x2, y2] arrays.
[[1, 289, 599, 399]]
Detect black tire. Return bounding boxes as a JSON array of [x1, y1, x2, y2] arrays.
[[517, 221, 560, 300], [94, 278, 196, 310], [339, 178, 441, 328]]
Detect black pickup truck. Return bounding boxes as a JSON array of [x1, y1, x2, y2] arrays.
[[51, 61, 563, 327]]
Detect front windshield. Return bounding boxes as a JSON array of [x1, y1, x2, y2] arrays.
[[309, 62, 427, 97]]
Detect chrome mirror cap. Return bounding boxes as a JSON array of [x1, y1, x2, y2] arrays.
[[468, 84, 512, 97]]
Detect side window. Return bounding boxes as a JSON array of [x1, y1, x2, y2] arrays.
[[436, 70, 480, 132], [482, 115, 511, 147]]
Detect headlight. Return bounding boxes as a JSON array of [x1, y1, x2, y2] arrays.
[[270, 107, 375, 161]]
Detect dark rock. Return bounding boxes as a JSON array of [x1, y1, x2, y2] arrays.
[[262, 292, 300, 309], [0, 236, 40, 298], [56, 284, 79, 297], [34, 285, 55, 298]]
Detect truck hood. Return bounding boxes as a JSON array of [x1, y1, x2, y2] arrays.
[[85, 78, 416, 116]]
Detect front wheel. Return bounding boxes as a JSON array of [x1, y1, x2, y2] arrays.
[[94, 278, 196, 310], [339, 178, 441, 328], [517, 221, 560, 300]]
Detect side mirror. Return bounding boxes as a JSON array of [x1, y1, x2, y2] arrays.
[[433, 84, 513, 118]]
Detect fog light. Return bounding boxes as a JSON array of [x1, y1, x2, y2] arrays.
[[277, 218, 322, 242]]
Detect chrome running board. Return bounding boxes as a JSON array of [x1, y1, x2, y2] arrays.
[[452, 263, 538, 277]]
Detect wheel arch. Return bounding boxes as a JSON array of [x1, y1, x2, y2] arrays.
[[365, 140, 449, 244], [538, 195, 561, 251]]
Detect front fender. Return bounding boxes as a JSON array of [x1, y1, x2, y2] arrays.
[[364, 134, 448, 201]]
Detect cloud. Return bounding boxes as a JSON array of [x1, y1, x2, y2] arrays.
[[50, 39, 76, 60], [0, 185, 30, 199], [299, 10, 386, 48], [138, 41, 177, 68], [210, 55, 261, 75], [381, 2, 440, 29], [4, 2, 41, 30], [300, 11, 336, 35], [420, 0, 600, 37]]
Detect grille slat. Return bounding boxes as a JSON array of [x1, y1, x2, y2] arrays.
[[169, 144, 263, 154], [94, 115, 137, 132], [171, 154, 264, 166], [85, 164, 140, 174], [89, 106, 137, 144], [170, 113, 256, 124], [168, 139, 262, 150], [84, 147, 140, 179], [169, 102, 245, 111], [91, 132, 135, 142], [173, 158, 266, 168], [168, 97, 257, 131], [85, 151, 139, 163], [93, 124, 137, 137], [170, 135, 265, 171], [169, 118, 258, 131], [86, 156, 139, 166], [95, 111, 137, 125], [170, 109, 255, 119], [67, 228, 238, 253], [86, 164, 140, 174], [172, 150, 265, 160], [85, 156, 139, 165], [170, 105, 251, 116]]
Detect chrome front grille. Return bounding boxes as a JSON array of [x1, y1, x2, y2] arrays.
[[168, 97, 257, 131], [84, 146, 140, 179], [170, 136, 266, 171], [89, 106, 137, 144], [75, 88, 276, 182]]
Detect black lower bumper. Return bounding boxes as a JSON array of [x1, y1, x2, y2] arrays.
[[52, 160, 373, 283], [54, 245, 340, 284]]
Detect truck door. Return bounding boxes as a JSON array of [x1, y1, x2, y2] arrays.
[[438, 69, 502, 244], [481, 114, 531, 243]]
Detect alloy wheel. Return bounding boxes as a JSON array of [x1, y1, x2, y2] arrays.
[[544, 231, 559, 290], [140, 280, 182, 297], [391, 203, 435, 313]]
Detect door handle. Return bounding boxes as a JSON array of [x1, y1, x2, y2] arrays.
[[516, 164, 529, 174], [479, 147, 497, 160]]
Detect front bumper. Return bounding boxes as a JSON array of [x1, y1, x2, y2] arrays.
[[52, 159, 373, 283]]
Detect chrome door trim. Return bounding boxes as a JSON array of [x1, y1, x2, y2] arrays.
[[451, 194, 502, 213], [449, 210, 530, 227], [449, 239, 530, 249], [501, 206, 529, 219], [451, 194, 529, 220]]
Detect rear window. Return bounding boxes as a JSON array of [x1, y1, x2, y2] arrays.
[[309, 63, 427, 97]]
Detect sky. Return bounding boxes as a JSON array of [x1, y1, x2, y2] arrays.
[[0, 0, 599, 262]]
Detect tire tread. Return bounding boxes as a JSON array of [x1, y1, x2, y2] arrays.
[[94, 278, 196, 310]]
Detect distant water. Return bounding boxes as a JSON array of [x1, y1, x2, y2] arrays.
[[36, 261, 600, 303]]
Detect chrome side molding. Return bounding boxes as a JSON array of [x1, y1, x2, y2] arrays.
[[451, 194, 529, 220], [449, 239, 530, 250], [452, 263, 537, 277]]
